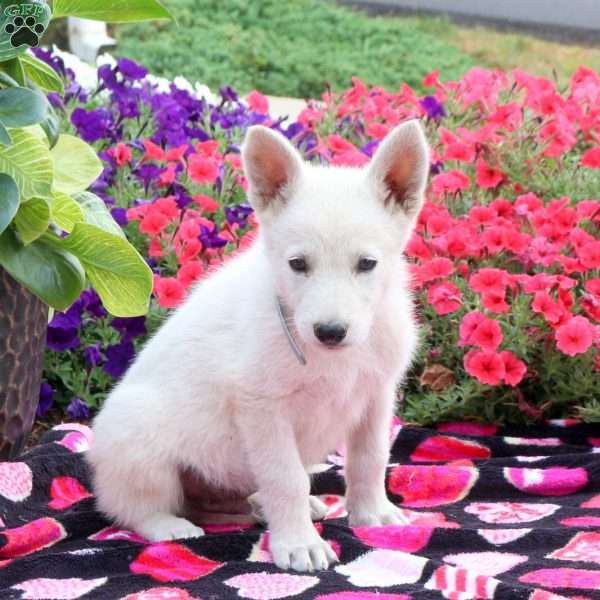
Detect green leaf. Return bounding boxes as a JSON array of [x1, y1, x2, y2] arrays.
[[0, 59, 25, 86], [73, 191, 125, 239], [0, 122, 10, 146], [51, 191, 84, 232], [14, 197, 50, 244], [0, 72, 19, 88], [0, 87, 48, 128], [40, 104, 60, 149], [0, 173, 19, 235], [0, 227, 85, 310], [20, 54, 65, 95], [0, 129, 53, 200], [54, 223, 152, 317], [53, 0, 173, 22], [50, 134, 102, 195]]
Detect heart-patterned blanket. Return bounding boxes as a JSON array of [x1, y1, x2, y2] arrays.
[[0, 420, 599, 599]]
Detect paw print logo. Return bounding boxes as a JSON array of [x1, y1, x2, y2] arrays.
[[5, 14, 45, 49]]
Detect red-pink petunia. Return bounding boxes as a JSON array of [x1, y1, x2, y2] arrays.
[[154, 277, 186, 309], [188, 155, 219, 184], [500, 351, 527, 386], [555, 316, 594, 357], [427, 282, 462, 315], [471, 317, 503, 352], [464, 350, 506, 385]]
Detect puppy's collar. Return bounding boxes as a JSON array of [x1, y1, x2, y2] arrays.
[[276, 297, 307, 366]]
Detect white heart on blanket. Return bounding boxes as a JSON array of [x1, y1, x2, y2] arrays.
[[335, 549, 427, 587], [224, 572, 319, 599], [0, 462, 33, 502], [478, 528, 532, 545], [11, 577, 107, 599], [443, 551, 528, 576]]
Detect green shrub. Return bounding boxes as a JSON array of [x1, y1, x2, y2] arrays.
[[116, 0, 475, 98]]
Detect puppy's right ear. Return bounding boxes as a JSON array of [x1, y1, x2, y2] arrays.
[[242, 126, 303, 214]]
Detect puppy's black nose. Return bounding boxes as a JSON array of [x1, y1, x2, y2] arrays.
[[314, 322, 348, 346]]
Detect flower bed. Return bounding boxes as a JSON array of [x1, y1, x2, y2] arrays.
[[35, 50, 599, 424]]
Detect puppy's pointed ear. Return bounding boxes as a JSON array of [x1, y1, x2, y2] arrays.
[[366, 120, 430, 221], [242, 126, 303, 213]]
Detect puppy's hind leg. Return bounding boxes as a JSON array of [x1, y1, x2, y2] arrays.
[[90, 443, 204, 542]]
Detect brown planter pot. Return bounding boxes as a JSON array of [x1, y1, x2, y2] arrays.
[[0, 267, 48, 459]]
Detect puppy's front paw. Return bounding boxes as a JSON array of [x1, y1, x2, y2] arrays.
[[270, 529, 338, 572], [136, 514, 205, 542], [347, 498, 408, 527]]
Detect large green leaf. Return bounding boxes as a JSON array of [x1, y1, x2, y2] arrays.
[[0, 87, 48, 128], [53, 0, 173, 22], [14, 197, 50, 244], [50, 134, 102, 195], [73, 191, 125, 239], [0, 227, 85, 310], [0, 59, 25, 86], [0, 129, 53, 200], [20, 54, 65, 95], [40, 104, 60, 149], [0, 173, 19, 235], [55, 223, 152, 317], [0, 122, 10, 146], [51, 191, 84, 232]]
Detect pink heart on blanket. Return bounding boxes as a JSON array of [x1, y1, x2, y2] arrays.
[[11, 577, 107, 599], [425, 564, 498, 598], [353, 525, 433, 552], [465, 502, 559, 524], [89, 527, 149, 544], [121, 587, 200, 600], [411, 435, 491, 462], [0, 462, 32, 502], [55, 431, 90, 453], [48, 477, 92, 510], [442, 551, 528, 576], [224, 572, 319, 599], [388, 464, 478, 507], [0, 517, 66, 558], [477, 528, 531, 545], [315, 593, 411, 600], [130, 542, 223, 582], [520, 568, 600, 590], [504, 467, 588, 496]]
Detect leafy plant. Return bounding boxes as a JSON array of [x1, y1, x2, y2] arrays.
[[0, 0, 174, 316], [116, 0, 476, 98]]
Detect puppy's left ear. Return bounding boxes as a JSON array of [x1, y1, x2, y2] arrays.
[[366, 120, 430, 221]]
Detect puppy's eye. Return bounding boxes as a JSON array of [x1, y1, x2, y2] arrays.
[[289, 257, 308, 273], [357, 257, 377, 272]]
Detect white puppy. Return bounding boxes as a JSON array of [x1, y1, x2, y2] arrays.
[[88, 120, 429, 572]]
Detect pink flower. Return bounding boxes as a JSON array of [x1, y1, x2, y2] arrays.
[[428, 282, 462, 315], [431, 169, 470, 196], [464, 350, 506, 385], [555, 316, 594, 357], [194, 194, 219, 214], [581, 147, 600, 168], [476, 158, 505, 189], [108, 143, 132, 166], [177, 261, 205, 288], [469, 268, 508, 296], [154, 196, 179, 219], [459, 311, 486, 346], [143, 139, 166, 162], [154, 277, 186, 309], [578, 241, 600, 269], [420, 257, 454, 282], [246, 90, 269, 115], [188, 155, 219, 184], [471, 317, 503, 352], [500, 351, 527, 386], [482, 292, 510, 314], [532, 291, 563, 324], [140, 212, 169, 235]]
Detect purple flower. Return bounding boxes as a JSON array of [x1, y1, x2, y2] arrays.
[[117, 58, 148, 81], [111, 207, 129, 227], [37, 382, 54, 418], [361, 140, 380, 157], [71, 107, 120, 143], [67, 397, 90, 420], [47, 314, 80, 352], [111, 316, 147, 340], [225, 204, 253, 227], [80, 289, 107, 318], [430, 161, 444, 176], [199, 224, 228, 249], [219, 86, 239, 103], [103, 340, 135, 379], [420, 96, 446, 120], [84, 344, 102, 368]]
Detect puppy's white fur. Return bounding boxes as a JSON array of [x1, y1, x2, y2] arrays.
[[88, 121, 429, 572]]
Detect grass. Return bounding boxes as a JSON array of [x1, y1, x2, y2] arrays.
[[116, 1, 600, 98], [115, 0, 475, 98]]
